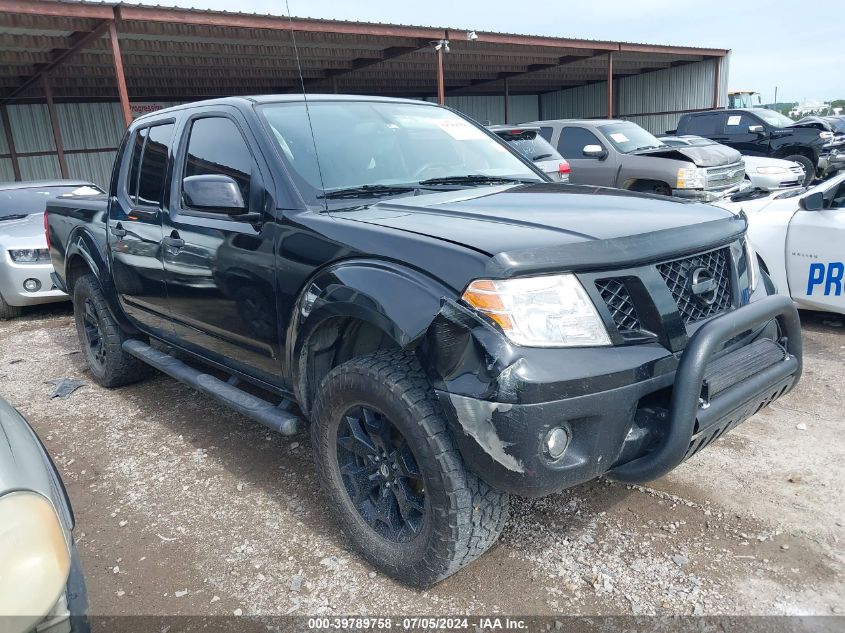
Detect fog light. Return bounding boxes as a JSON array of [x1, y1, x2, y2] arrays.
[[23, 278, 41, 292], [544, 427, 570, 459]]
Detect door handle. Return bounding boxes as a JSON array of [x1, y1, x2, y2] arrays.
[[161, 232, 185, 250], [112, 223, 127, 238]]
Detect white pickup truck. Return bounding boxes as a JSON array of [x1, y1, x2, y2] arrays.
[[717, 172, 845, 315]]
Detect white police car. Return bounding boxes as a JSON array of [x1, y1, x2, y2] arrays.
[[716, 172, 845, 316]]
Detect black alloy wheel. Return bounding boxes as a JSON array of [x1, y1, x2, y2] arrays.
[[336, 405, 426, 543]]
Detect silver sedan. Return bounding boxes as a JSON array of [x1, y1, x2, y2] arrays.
[[0, 181, 103, 319]]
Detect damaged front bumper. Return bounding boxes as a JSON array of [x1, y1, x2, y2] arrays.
[[423, 296, 801, 497]]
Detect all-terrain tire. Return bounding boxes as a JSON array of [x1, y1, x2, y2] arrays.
[[73, 274, 151, 388], [311, 350, 509, 587], [0, 293, 22, 320], [783, 154, 815, 186]]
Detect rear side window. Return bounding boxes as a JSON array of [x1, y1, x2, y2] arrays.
[[557, 127, 603, 159], [137, 124, 174, 206], [125, 122, 174, 207], [183, 117, 253, 206], [683, 114, 724, 137], [538, 126, 554, 143]]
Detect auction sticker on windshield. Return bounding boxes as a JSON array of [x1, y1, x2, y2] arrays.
[[435, 118, 487, 140], [609, 132, 629, 143], [727, 115, 742, 126]]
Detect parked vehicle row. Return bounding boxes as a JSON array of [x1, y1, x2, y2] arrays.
[[45, 94, 802, 587]]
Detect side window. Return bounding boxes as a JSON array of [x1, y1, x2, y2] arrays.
[[557, 127, 603, 159], [684, 114, 724, 137], [183, 117, 254, 207], [126, 128, 147, 202], [137, 123, 174, 207], [538, 126, 554, 143], [723, 113, 760, 134]]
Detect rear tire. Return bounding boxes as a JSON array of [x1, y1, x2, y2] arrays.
[[783, 154, 815, 186], [73, 274, 151, 388], [0, 293, 22, 320], [311, 350, 509, 587]]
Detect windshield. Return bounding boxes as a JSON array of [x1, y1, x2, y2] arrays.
[[826, 118, 845, 134], [0, 184, 102, 219], [755, 109, 795, 129], [259, 101, 543, 205], [598, 122, 667, 153], [494, 130, 563, 162]]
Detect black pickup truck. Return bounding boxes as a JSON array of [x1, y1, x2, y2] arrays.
[[46, 95, 802, 587], [675, 108, 830, 185]]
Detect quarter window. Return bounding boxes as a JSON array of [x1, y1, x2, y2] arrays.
[[183, 117, 253, 206], [125, 123, 174, 207]]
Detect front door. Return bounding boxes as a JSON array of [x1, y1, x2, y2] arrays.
[[161, 110, 283, 382], [785, 179, 845, 313], [555, 126, 617, 187], [108, 121, 175, 337]]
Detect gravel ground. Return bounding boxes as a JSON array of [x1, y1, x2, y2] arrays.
[[0, 304, 843, 617]]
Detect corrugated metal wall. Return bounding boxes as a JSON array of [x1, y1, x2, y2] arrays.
[[425, 94, 540, 125], [539, 57, 729, 133]]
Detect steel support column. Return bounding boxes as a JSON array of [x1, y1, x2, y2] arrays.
[[1, 105, 21, 181], [606, 51, 614, 118], [436, 45, 445, 105], [108, 20, 132, 127], [41, 74, 68, 178], [712, 57, 721, 109]]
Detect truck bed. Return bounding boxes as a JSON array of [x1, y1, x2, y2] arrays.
[[45, 193, 109, 289]]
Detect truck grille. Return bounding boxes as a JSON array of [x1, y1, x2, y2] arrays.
[[658, 247, 733, 325], [705, 161, 745, 191], [595, 279, 641, 332]]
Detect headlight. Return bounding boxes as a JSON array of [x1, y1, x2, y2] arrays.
[[819, 131, 833, 141], [9, 248, 49, 263], [743, 237, 759, 294], [676, 166, 706, 189], [462, 274, 611, 347], [0, 492, 70, 621], [755, 165, 790, 175]]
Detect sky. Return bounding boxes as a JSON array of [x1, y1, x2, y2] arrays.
[[133, 0, 844, 104]]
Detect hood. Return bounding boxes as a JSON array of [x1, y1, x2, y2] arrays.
[[343, 183, 745, 275], [0, 212, 47, 248], [635, 143, 741, 167]]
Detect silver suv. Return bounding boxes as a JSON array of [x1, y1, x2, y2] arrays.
[[525, 119, 747, 201]]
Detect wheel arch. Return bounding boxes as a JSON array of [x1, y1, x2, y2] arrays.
[[289, 259, 454, 416]]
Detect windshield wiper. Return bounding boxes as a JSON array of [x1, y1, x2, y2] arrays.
[[531, 154, 553, 162], [418, 174, 531, 186], [0, 214, 28, 222], [317, 184, 417, 200]]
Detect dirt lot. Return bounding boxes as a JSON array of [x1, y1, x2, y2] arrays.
[[1, 304, 843, 618]]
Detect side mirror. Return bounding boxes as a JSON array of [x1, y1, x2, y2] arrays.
[[799, 191, 824, 211], [582, 144, 607, 159], [748, 125, 766, 134], [183, 175, 246, 214]]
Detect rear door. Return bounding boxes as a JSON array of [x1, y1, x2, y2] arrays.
[[681, 112, 727, 144], [785, 179, 845, 313], [161, 107, 283, 380], [556, 125, 616, 186], [108, 120, 176, 336]]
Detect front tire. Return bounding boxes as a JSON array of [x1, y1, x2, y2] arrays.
[[311, 350, 509, 587], [783, 154, 815, 186], [0, 293, 22, 320], [73, 274, 150, 388]]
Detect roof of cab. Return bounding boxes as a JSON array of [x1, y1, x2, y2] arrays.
[[134, 93, 438, 123]]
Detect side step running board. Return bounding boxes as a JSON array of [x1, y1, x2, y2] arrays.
[[122, 339, 301, 436]]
